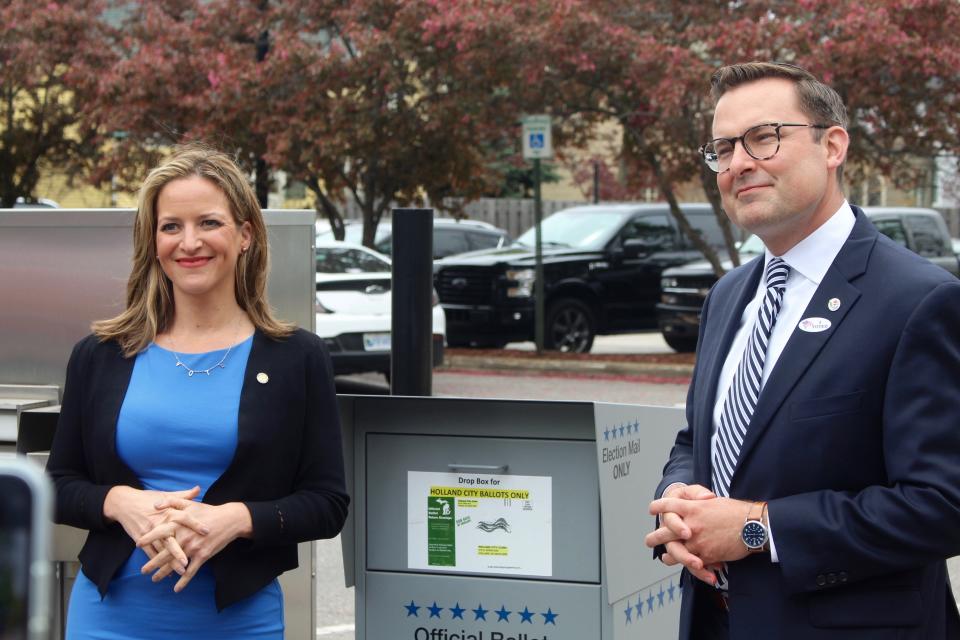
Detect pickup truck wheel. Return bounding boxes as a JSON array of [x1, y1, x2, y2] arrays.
[[664, 334, 697, 353], [545, 299, 595, 353]]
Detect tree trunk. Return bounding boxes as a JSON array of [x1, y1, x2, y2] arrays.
[[699, 166, 741, 267], [255, 156, 270, 208], [361, 199, 377, 248], [307, 177, 345, 241]]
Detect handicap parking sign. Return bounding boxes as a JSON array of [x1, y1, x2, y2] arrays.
[[521, 115, 553, 160]]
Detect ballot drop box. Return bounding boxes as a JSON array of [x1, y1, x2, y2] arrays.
[[339, 395, 687, 640]]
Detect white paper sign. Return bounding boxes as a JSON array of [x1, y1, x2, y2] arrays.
[[407, 470, 552, 576]]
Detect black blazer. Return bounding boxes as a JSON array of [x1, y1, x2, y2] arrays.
[[656, 208, 960, 638], [48, 328, 350, 610]]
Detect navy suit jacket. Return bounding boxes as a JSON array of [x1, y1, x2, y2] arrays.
[[657, 207, 960, 639], [48, 328, 350, 610]]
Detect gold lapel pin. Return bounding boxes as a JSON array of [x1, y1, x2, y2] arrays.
[[256, 372, 269, 384]]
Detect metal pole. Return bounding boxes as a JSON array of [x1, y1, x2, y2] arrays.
[[593, 160, 600, 204], [390, 208, 433, 395], [534, 159, 545, 353]]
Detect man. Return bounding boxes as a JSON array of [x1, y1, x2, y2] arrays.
[[645, 61, 960, 639]]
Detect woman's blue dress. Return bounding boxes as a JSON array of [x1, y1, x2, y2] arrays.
[[66, 336, 284, 639]]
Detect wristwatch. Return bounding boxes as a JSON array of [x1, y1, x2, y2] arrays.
[[741, 501, 769, 553]]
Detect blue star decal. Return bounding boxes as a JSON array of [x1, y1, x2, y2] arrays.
[[668, 581, 676, 602], [611, 426, 617, 439], [647, 591, 655, 613], [603, 428, 610, 441], [519, 606, 534, 623], [633, 420, 640, 432], [619, 424, 625, 437], [624, 602, 632, 624], [450, 602, 465, 619], [541, 608, 558, 625], [657, 586, 665, 608], [635, 596, 643, 619], [405, 600, 420, 617], [495, 605, 511, 622], [472, 604, 488, 621], [428, 601, 443, 618]]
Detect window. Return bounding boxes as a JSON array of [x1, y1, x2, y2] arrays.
[[620, 214, 676, 250], [433, 228, 471, 258], [315, 247, 389, 273], [467, 231, 504, 252], [871, 217, 908, 248], [285, 180, 307, 199], [905, 215, 947, 257], [686, 213, 727, 249]]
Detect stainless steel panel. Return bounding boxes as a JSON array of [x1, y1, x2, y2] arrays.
[[279, 543, 316, 640], [366, 433, 600, 582], [0, 208, 315, 387]]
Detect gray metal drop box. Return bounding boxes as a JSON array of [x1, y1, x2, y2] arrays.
[[339, 395, 685, 640]]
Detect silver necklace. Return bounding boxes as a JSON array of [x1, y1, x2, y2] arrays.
[[167, 325, 240, 377], [171, 345, 234, 377]]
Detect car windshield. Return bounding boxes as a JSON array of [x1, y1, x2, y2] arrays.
[[316, 247, 389, 273], [739, 234, 765, 255], [514, 211, 627, 249]]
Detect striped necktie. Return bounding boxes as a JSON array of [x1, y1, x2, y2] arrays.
[[712, 257, 790, 498], [711, 257, 789, 592]]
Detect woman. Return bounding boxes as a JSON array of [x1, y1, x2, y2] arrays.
[[47, 145, 349, 638]]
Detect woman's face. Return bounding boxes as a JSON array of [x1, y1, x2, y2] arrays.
[[155, 175, 251, 304]]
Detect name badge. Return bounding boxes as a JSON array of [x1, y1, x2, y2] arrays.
[[799, 317, 831, 333]]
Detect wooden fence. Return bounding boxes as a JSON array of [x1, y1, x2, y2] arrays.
[[337, 198, 595, 238]]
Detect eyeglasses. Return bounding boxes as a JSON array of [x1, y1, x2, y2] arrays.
[[699, 122, 831, 173]]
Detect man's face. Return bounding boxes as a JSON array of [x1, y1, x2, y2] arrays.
[[712, 78, 833, 249]]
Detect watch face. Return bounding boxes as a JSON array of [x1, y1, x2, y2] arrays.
[[742, 520, 767, 549]]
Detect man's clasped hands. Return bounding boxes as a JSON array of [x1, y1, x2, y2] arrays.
[[645, 483, 760, 586], [103, 485, 253, 592]]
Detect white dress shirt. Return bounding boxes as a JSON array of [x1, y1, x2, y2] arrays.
[[710, 201, 856, 561]]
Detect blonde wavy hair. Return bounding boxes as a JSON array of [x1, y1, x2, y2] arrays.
[[93, 144, 294, 356]]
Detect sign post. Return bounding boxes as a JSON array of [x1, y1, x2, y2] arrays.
[[521, 114, 553, 353]]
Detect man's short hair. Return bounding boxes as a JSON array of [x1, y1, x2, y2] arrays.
[[711, 62, 849, 133]]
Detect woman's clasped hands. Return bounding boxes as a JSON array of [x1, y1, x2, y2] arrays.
[[103, 484, 208, 579], [137, 494, 254, 593]]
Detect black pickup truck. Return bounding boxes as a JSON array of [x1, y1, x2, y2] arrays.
[[433, 203, 730, 352], [657, 206, 960, 352]]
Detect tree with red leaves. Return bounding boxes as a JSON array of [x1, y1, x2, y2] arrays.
[[257, 0, 534, 244], [520, 0, 960, 274], [85, 1, 278, 204], [0, 0, 115, 207]]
